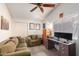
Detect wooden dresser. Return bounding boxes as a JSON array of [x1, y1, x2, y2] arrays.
[[46, 38, 76, 56]]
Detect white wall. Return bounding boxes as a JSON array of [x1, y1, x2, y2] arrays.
[[11, 18, 43, 37], [11, 21, 28, 37], [46, 3, 79, 33], [54, 21, 73, 33], [0, 4, 12, 42], [46, 3, 79, 56]]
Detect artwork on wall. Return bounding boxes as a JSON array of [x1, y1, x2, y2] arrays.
[[29, 23, 40, 30], [0, 16, 9, 30], [59, 12, 64, 18]]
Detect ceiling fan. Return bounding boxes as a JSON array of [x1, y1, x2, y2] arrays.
[[30, 3, 55, 13]]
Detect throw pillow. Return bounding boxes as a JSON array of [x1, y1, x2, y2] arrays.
[[0, 41, 16, 55], [17, 36, 25, 43]]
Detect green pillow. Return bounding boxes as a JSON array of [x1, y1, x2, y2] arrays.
[[31, 35, 35, 39]]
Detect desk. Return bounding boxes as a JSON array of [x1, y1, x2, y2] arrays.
[[46, 38, 76, 56]]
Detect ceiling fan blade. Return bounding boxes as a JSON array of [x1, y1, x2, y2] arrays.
[[39, 6, 44, 13], [43, 4, 55, 7], [30, 6, 37, 12]]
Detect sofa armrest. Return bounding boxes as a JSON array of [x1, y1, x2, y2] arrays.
[[3, 50, 31, 56]]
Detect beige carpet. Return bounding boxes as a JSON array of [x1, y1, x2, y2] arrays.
[[28, 45, 58, 56]]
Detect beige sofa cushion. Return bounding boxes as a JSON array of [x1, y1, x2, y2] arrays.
[[18, 43, 27, 48], [0, 41, 16, 55], [17, 36, 25, 43], [10, 37, 19, 46], [16, 47, 27, 51], [3, 50, 31, 56]]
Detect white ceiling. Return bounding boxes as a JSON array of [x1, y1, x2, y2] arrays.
[[6, 3, 58, 20]]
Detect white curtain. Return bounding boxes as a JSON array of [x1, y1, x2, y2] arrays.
[[73, 21, 79, 56]]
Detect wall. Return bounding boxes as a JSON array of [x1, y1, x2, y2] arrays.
[[11, 21, 28, 37], [54, 21, 73, 33], [11, 18, 43, 37], [0, 4, 11, 42], [46, 3, 79, 56], [46, 3, 79, 33]]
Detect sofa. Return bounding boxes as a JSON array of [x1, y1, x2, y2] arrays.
[[26, 35, 42, 47], [0, 36, 31, 56]]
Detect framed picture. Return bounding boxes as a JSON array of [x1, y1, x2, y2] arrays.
[[29, 23, 40, 30], [59, 13, 64, 18], [1, 16, 9, 30]]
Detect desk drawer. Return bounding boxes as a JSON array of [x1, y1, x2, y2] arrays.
[[59, 43, 69, 56]]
